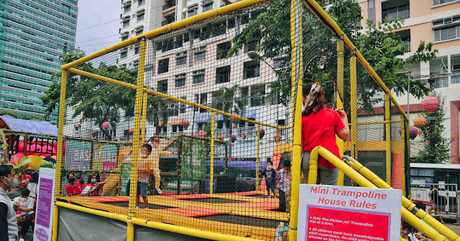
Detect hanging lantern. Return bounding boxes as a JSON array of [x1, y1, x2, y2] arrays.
[[198, 130, 207, 137], [409, 127, 418, 140], [259, 129, 265, 139], [231, 115, 240, 123], [102, 121, 110, 130], [217, 135, 224, 141], [422, 97, 439, 114], [274, 135, 281, 143], [182, 119, 190, 130], [192, 133, 197, 137], [231, 135, 237, 143], [74, 124, 81, 131], [414, 117, 427, 128], [241, 132, 247, 139]]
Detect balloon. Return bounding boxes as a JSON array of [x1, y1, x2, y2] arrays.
[[414, 117, 427, 128], [198, 130, 207, 137], [231, 135, 237, 143], [102, 121, 110, 130]]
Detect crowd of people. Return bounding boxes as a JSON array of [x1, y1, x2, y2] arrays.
[[0, 165, 36, 241]]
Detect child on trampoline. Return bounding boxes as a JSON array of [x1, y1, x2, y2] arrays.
[[276, 160, 291, 212], [137, 144, 153, 208], [301, 82, 349, 185], [148, 137, 174, 195], [260, 160, 277, 198]]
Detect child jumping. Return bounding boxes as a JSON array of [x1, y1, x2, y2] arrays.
[[148, 137, 174, 194], [137, 144, 152, 208], [276, 159, 291, 212], [260, 161, 277, 198]]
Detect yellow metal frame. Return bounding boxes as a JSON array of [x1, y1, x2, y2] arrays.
[[209, 113, 216, 194], [288, 0, 304, 240], [342, 156, 460, 241], [336, 40, 345, 186], [350, 52, 357, 159], [308, 147, 450, 241], [52, 0, 419, 240], [385, 94, 392, 185]]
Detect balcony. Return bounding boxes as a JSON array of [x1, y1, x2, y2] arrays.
[[382, 4, 410, 21], [162, 2, 176, 16]]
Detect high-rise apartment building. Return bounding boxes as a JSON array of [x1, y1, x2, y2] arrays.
[[0, 0, 78, 123], [358, 0, 460, 163]]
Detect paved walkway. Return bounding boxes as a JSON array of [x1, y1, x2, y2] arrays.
[[445, 222, 460, 235]]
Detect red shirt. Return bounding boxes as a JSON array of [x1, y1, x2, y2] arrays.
[[66, 183, 82, 196], [301, 107, 346, 168]]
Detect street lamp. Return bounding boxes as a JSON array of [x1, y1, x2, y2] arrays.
[[247, 51, 277, 72]]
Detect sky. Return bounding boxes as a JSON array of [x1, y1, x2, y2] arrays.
[[75, 0, 121, 65]]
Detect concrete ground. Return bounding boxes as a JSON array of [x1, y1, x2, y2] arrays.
[[445, 221, 460, 235]]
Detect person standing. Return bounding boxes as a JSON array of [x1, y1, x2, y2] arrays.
[[276, 160, 291, 212], [0, 164, 19, 241], [301, 82, 349, 185], [260, 161, 277, 198]]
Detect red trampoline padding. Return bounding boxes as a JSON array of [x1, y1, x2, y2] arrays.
[[229, 191, 259, 196], [233, 200, 279, 210], [163, 207, 219, 217], [89, 196, 129, 203], [166, 193, 212, 200]]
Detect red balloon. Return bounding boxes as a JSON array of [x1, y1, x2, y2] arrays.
[[102, 121, 110, 130], [422, 97, 439, 114]]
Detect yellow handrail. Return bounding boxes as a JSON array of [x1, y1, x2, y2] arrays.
[[307, 146, 448, 241]]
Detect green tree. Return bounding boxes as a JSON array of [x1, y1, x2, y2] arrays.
[[229, 0, 438, 112], [41, 51, 165, 139], [414, 94, 451, 163]]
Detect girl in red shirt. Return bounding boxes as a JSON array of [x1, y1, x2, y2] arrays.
[[301, 82, 349, 185]]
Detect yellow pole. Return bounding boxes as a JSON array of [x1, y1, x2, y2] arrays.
[[400, 115, 406, 196], [128, 38, 147, 229], [336, 39, 345, 186], [52, 70, 68, 241], [210, 112, 215, 194], [385, 93, 391, 185], [255, 125, 260, 191], [350, 52, 357, 160], [141, 92, 148, 142], [342, 156, 459, 241], [308, 148, 319, 184], [289, 0, 303, 239]]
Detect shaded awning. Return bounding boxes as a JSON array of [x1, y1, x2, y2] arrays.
[[169, 119, 189, 126], [0, 116, 58, 136], [196, 115, 211, 123], [242, 110, 256, 119]]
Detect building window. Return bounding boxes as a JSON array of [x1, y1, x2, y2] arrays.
[[433, 0, 457, 6], [124, 5, 131, 13], [134, 45, 140, 54], [244, 39, 259, 53], [216, 41, 231, 60], [180, 96, 186, 113], [274, 56, 289, 70], [138, 0, 145, 6], [241, 14, 250, 24], [203, 3, 213, 12], [123, 20, 129, 28], [158, 58, 169, 74], [175, 35, 183, 48], [158, 80, 168, 93], [228, 17, 235, 28], [137, 13, 144, 21], [382, 4, 410, 21], [434, 25, 460, 42], [243, 61, 260, 79], [122, 36, 129, 41], [120, 50, 127, 58], [188, 8, 198, 18], [433, 77, 449, 88], [176, 52, 187, 66], [193, 69, 205, 84], [251, 85, 265, 107], [199, 93, 207, 113], [62, 4, 71, 15], [175, 73, 186, 88], [216, 66, 231, 84], [170, 104, 179, 116], [396, 30, 411, 52], [194, 46, 206, 62]]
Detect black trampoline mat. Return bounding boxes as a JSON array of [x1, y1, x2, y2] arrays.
[[198, 214, 281, 228]]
